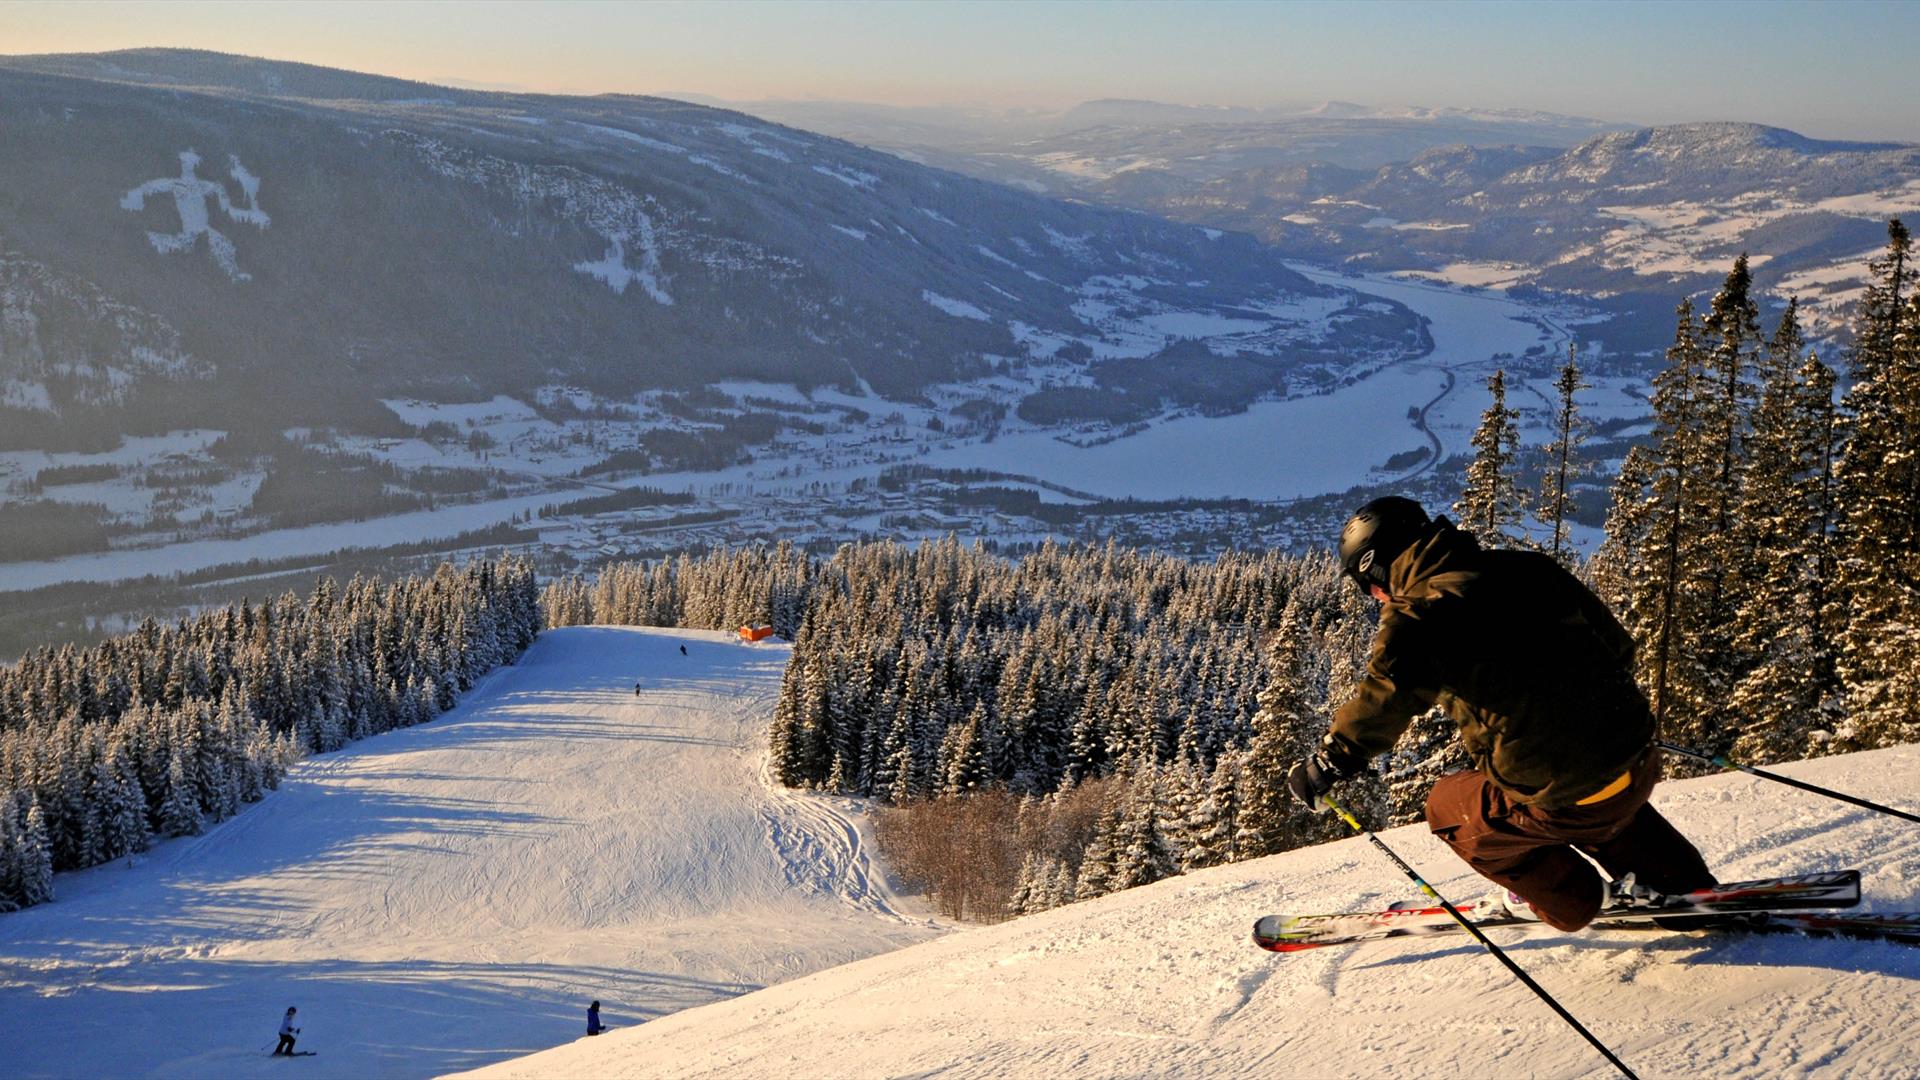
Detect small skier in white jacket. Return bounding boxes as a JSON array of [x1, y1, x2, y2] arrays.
[[272, 1007, 301, 1055]]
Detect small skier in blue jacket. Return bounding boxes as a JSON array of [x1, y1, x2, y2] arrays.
[[587, 1000, 605, 1036]]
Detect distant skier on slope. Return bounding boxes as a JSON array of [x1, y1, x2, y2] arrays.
[[587, 1000, 605, 1036], [272, 1006, 301, 1055], [1286, 496, 1717, 931]]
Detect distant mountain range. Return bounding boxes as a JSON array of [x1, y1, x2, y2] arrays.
[[729, 96, 1920, 352], [0, 50, 1410, 448]]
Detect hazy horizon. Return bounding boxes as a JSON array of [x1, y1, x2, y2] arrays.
[[6, 0, 1919, 141]]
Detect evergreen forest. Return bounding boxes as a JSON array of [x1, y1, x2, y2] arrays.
[[0, 558, 542, 910]]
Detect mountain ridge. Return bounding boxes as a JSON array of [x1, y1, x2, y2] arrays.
[[0, 50, 1406, 447]]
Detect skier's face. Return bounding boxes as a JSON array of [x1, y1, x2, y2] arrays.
[[1368, 584, 1391, 603]]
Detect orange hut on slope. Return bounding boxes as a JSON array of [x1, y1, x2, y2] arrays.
[[738, 625, 775, 643]]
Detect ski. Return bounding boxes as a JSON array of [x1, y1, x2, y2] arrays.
[[1253, 870, 1860, 952], [1733, 910, 1920, 945]]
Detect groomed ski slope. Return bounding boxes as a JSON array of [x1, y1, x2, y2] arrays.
[[0, 627, 941, 1079], [461, 744, 1920, 1080]]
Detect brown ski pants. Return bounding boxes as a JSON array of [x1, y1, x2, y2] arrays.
[[1425, 745, 1714, 931]]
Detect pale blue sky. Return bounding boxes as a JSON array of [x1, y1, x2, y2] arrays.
[[7, 0, 1916, 139]]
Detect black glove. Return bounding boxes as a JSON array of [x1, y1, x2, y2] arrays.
[[1287, 742, 1365, 810]]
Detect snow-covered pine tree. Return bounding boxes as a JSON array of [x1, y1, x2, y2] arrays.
[[1834, 221, 1920, 749], [1180, 752, 1242, 871], [19, 797, 55, 905], [1681, 255, 1766, 751], [1106, 766, 1177, 893], [1072, 796, 1121, 901], [1635, 300, 1718, 752], [1455, 369, 1531, 548], [157, 748, 202, 838], [1240, 602, 1317, 857], [1727, 302, 1843, 761]]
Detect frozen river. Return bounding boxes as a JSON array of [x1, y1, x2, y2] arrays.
[[925, 266, 1571, 500]]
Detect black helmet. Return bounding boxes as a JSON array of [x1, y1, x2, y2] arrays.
[[1338, 496, 1430, 595]]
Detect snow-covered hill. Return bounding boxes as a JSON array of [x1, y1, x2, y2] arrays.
[[0, 626, 940, 1079], [0, 48, 1417, 442], [463, 745, 1920, 1080]]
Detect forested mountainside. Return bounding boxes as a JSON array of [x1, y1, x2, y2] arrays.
[[0, 49, 1416, 449]]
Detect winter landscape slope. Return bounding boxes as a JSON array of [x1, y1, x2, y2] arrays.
[[464, 744, 1920, 1080], [0, 48, 1411, 443], [0, 626, 941, 1080]]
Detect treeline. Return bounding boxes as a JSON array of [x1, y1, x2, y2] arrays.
[[540, 544, 816, 636], [1588, 222, 1920, 765], [0, 556, 541, 911], [558, 540, 1416, 918]]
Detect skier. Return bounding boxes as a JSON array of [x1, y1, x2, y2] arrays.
[[634, 681, 642, 696], [1286, 496, 1716, 931], [586, 1000, 604, 1036], [272, 1006, 300, 1055], [679, 644, 687, 656]]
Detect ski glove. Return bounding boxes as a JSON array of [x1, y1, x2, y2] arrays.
[[1287, 742, 1366, 810]]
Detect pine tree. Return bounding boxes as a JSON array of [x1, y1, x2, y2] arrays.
[[158, 749, 202, 838], [1637, 300, 1716, 746], [1455, 369, 1530, 547], [1240, 603, 1318, 856], [18, 797, 55, 906], [1536, 344, 1589, 563], [1834, 221, 1920, 749], [1728, 303, 1842, 761], [1107, 770, 1177, 892]]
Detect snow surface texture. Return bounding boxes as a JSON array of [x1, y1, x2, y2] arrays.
[[0, 627, 938, 1079], [463, 745, 1920, 1080]]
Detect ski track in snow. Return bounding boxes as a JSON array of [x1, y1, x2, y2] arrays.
[[460, 745, 1920, 1080], [0, 627, 940, 1080]]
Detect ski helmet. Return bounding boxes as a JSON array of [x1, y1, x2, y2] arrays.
[[1338, 496, 1430, 595]]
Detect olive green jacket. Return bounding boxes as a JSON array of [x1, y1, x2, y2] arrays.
[[1327, 519, 1652, 808]]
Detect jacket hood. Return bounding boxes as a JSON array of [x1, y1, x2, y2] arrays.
[[1387, 516, 1480, 596]]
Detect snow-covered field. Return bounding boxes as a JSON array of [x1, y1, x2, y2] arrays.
[[0, 627, 940, 1079], [466, 745, 1920, 1080]]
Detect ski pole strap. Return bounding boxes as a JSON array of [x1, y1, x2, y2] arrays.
[[1657, 741, 1920, 824], [1322, 796, 1640, 1080]]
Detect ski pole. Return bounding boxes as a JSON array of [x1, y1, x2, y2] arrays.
[[1322, 795, 1639, 1080], [1657, 741, 1920, 825]]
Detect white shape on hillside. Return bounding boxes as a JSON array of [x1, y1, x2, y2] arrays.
[[812, 164, 879, 190], [0, 627, 938, 1080], [566, 121, 690, 156], [974, 244, 1020, 269], [921, 290, 991, 321], [119, 151, 270, 281], [687, 155, 751, 182], [830, 225, 869, 241], [466, 745, 1920, 1080], [574, 211, 673, 304]]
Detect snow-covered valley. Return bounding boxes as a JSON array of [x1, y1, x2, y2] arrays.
[[0, 266, 1622, 601], [465, 744, 1920, 1080], [0, 626, 941, 1079]]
